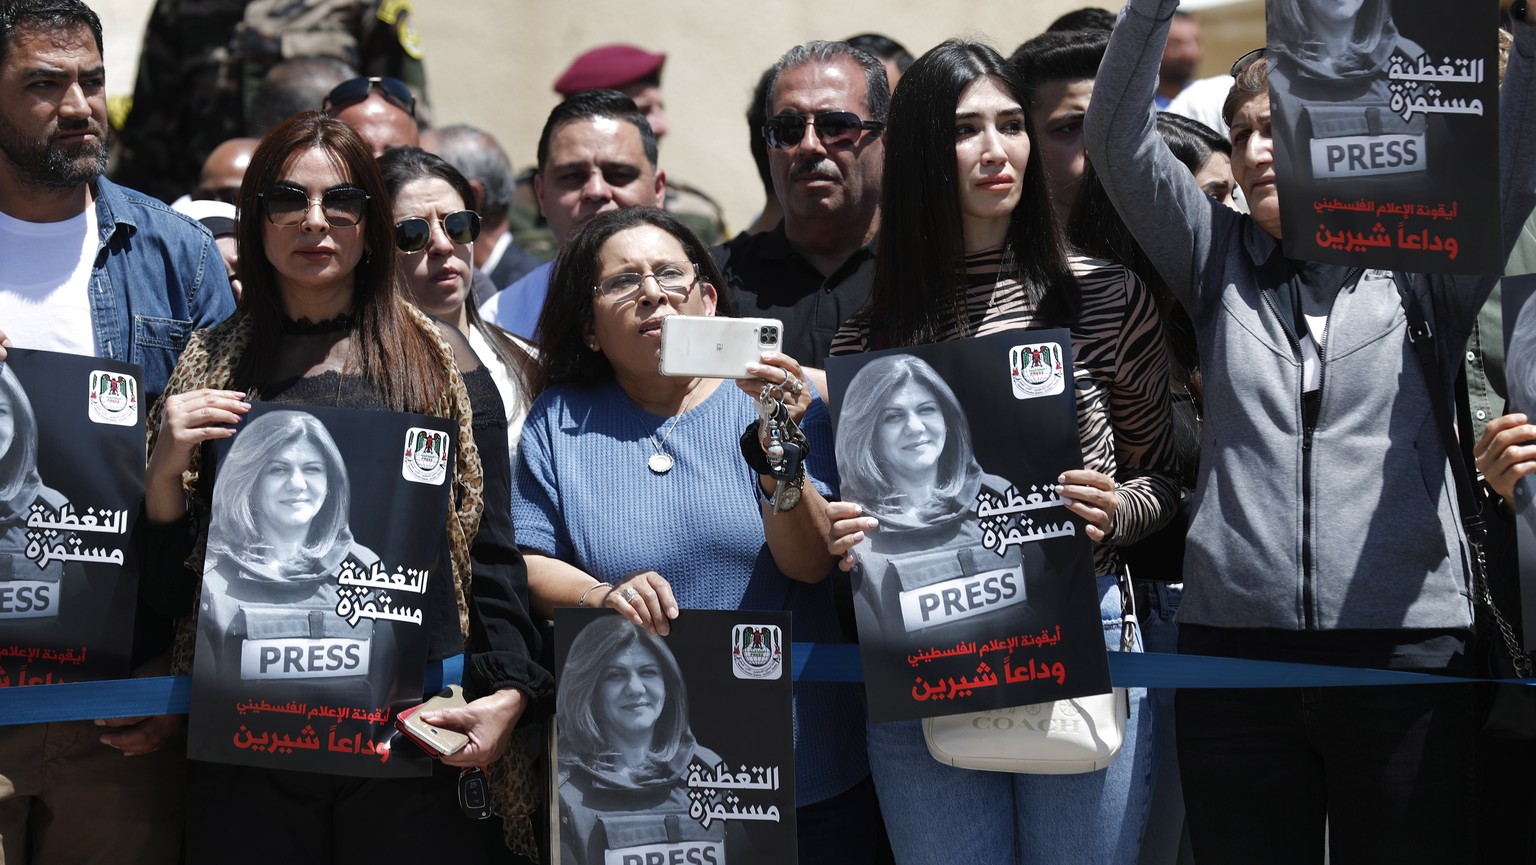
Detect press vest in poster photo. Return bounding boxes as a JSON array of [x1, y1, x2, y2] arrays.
[[825, 330, 1112, 724], [1268, 0, 1500, 273], [0, 349, 143, 688], [187, 402, 455, 777], [554, 608, 798, 865]]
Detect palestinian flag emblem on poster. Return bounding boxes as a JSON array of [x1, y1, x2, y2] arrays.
[[1010, 342, 1066, 399], [87, 370, 139, 425], [401, 427, 449, 485], [732, 624, 783, 680]]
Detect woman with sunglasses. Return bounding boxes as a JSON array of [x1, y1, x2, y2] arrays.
[[1086, 1, 1536, 861], [142, 111, 550, 865], [511, 206, 884, 865], [825, 39, 1178, 865], [380, 146, 537, 467]]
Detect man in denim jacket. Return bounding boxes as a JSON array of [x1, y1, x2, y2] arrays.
[[0, 2, 234, 863]]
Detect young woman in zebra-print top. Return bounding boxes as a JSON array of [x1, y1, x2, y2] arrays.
[[824, 39, 1177, 865]]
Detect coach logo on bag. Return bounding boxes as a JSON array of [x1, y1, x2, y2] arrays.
[[1009, 343, 1065, 399]]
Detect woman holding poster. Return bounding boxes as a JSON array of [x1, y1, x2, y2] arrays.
[[826, 39, 1178, 865], [512, 206, 882, 865], [556, 616, 736, 865], [1086, 0, 1536, 860], [143, 112, 550, 863]]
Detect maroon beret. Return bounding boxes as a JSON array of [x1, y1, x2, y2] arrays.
[[553, 44, 666, 95]]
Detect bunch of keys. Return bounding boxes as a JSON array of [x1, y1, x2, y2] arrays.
[[755, 384, 806, 513]]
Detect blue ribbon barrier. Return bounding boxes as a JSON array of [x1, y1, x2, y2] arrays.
[[2, 647, 1531, 726]]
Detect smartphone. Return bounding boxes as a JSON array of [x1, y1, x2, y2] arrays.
[[659, 315, 783, 379], [394, 685, 470, 757]]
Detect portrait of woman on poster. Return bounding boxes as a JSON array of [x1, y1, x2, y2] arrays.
[[0, 363, 72, 588], [1266, 0, 1432, 180], [836, 354, 1045, 644], [195, 410, 394, 702], [557, 616, 738, 865]]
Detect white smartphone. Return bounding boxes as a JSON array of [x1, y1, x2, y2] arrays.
[[659, 315, 783, 378]]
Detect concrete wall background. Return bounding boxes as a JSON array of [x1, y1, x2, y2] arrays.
[[100, 0, 1264, 230]]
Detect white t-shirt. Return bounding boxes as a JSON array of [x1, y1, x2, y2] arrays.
[[0, 205, 99, 355]]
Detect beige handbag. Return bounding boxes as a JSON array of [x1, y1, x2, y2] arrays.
[[921, 575, 1136, 774]]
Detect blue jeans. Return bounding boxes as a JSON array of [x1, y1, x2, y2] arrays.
[[1135, 582, 1193, 865], [866, 575, 1153, 865]]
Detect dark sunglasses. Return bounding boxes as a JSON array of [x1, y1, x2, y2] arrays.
[[260, 184, 370, 227], [762, 111, 885, 150], [323, 76, 416, 117], [1231, 47, 1267, 78], [393, 210, 481, 252]]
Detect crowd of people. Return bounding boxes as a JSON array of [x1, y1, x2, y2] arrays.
[[1, 0, 1535, 863]]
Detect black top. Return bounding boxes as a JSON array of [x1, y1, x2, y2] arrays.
[[713, 222, 876, 368]]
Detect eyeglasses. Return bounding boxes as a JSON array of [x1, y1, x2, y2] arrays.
[[260, 184, 370, 227], [592, 261, 700, 303], [393, 210, 481, 252], [1230, 47, 1267, 78], [762, 111, 885, 150], [322, 76, 416, 118]]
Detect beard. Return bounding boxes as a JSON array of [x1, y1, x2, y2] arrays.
[[0, 111, 107, 189]]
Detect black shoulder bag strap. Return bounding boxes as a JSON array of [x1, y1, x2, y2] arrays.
[[1400, 278, 1532, 676]]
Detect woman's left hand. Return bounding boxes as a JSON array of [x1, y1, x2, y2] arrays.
[[1057, 469, 1119, 542], [737, 351, 812, 424], [421, 686, 527, 769]]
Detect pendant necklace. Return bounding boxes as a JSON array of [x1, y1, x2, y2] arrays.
[[642, 379, 702, 475]]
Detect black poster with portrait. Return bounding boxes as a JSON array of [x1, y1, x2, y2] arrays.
[[1501, 273, 1536, 649], [825, 330, 1111, 723], [1268, 0, 1500, 274], [187, 402, 455, 777], [554, 608, 797, 865], [0, 349, 143, 688]]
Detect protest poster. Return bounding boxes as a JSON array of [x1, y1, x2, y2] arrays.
[[0, 349, 142, 688], [187, 402, 454, 777], [824, 330, 1111, 724], [554, 608, 797, 865], [1267, 0, 1500, 274]]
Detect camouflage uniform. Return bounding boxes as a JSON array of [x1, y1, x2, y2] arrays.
[[113, 0, 427, 203]]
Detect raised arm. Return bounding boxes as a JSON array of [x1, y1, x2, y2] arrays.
[[1084, 0, 1235, 315]]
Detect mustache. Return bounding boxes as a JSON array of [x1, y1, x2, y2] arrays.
[[52, 118, 105, 138], [790, 158, 841, 182]]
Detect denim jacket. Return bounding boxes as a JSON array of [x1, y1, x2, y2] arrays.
[[89, 176, 236, 398]]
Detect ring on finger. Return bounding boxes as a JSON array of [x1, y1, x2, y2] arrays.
[[621, 587, 639, 602]]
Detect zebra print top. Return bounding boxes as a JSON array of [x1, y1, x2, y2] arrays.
[[829, 248, 1181, 578]]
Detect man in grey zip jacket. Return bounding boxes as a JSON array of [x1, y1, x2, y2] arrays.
[[1086, 1, 1536, 861]]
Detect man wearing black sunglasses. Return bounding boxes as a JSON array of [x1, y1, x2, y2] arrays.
[[325, 75, 420, 158], [716, 41, 889, 369]]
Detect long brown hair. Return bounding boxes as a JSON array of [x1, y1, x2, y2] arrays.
[[234, 111, 448, 412]]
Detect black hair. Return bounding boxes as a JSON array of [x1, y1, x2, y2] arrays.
[[0, 0, 101, 66], [535, 89, 657, 173], [1046, 8, 1116, 33], [1156, 111, 1230, 175], [1007, 29, 1110, 109], [764, 41, 890, 123], [746, 65, 775, 197], [534, 208, 733, 396], [846, 33, 915, 73], [862, 39, 1079, 347], [378, 145, 537, 400]]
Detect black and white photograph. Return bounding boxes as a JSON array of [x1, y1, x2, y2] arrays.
[[1267, 0, 1500, 273], [554, 608, 797, 865], [1501, 273, 1536, 649], [0, 349, 142, 688], [187, 403, 455, 777], [826, 331, 1112, 723]]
